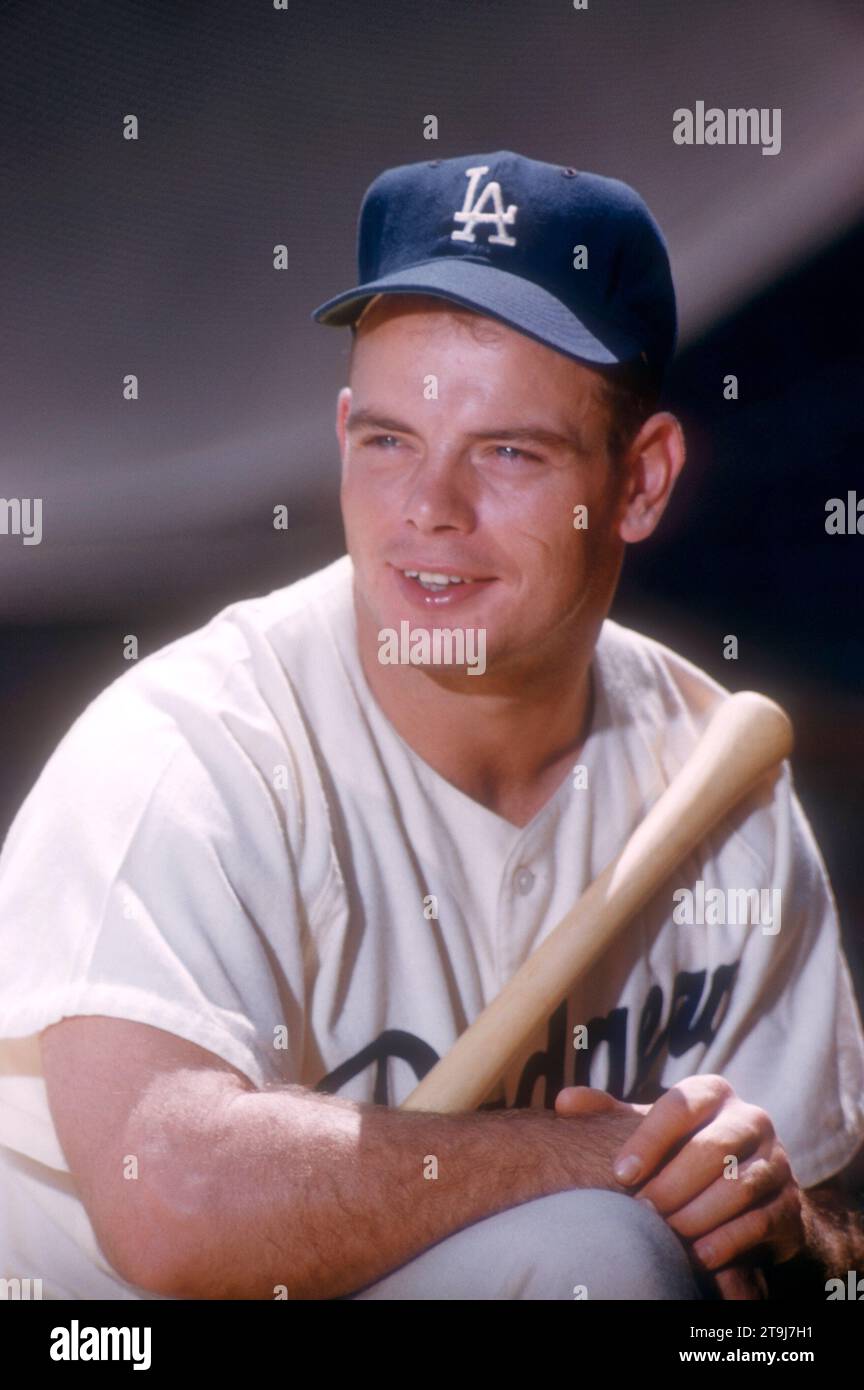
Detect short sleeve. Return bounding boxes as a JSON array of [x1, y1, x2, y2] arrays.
[[697, 761, 864, 1189], [0, 643, 327, 1103]]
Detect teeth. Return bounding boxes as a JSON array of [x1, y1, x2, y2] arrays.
[[404, 570, 466, 585]]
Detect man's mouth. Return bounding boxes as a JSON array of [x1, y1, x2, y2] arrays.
[[389, 563, 496, 606]]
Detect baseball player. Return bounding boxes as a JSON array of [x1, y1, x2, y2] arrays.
[[1, 150, 863, 1302]]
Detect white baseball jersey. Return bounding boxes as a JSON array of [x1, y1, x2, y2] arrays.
[[1, 553, 863, 1299]]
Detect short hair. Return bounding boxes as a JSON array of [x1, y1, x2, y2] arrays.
[[593, 361, 662, 468], [348, 319, 661, 468]]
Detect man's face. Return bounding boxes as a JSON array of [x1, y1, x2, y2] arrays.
[[337, 296, 627, 681]]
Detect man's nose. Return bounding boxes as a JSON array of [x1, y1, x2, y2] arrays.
[[401, 453, 476, 533]]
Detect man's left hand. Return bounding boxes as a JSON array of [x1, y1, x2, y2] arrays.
[[555, 1075, 806, 1277]]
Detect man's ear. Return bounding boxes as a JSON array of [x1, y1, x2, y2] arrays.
[[336, 386, 352, 458], [617, 411, 686, 544]]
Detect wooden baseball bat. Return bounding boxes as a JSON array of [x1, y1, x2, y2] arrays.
[[401, 690, 793, 1113]]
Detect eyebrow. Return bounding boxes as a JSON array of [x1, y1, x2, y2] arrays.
[[345, 408, 592, 456]]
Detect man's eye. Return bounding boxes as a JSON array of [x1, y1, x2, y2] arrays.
[[368, 434, 401, 449], [494, 444, 539, 462]]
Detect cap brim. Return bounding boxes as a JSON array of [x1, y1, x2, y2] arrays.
[[311, 258, 641, 367]]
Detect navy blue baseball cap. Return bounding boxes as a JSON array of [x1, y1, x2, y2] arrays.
[[311, 150, 677, 378]]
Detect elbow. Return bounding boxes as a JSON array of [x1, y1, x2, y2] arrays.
[[97, 1135, 218, 1297], [96, 1192, 211, 1298]]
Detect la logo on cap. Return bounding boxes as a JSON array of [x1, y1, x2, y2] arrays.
[[451, 166, 518, 247]]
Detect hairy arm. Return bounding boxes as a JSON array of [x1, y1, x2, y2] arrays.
[[41, 1016, 645, 1300], [803, 1182, 864, 1274], [763, 1176, 864, 1298]]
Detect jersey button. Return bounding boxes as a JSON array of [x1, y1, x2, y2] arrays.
[[514, 867, 535, 895]]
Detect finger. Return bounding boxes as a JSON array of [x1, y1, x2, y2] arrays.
[[554, 1086, 621, 1117], [640, 1137, 781, 1230], [691, 1187, 804, 1270], [663, 1148, 786, 1238], [612, 1075, 735, 1186], [715, 1265, 767, 1301], [616, 1078, 772, 1189]]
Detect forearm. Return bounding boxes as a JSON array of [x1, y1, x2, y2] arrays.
[[132, 1079, 641, 1299], [802, 1187, 864, 1279], [764, 1186, 864, 1298]]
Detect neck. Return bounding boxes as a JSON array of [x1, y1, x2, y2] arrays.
[[354, 591, 600, 827]]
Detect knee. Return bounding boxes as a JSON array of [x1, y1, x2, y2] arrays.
[[519, 1189, 702, 1301]]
